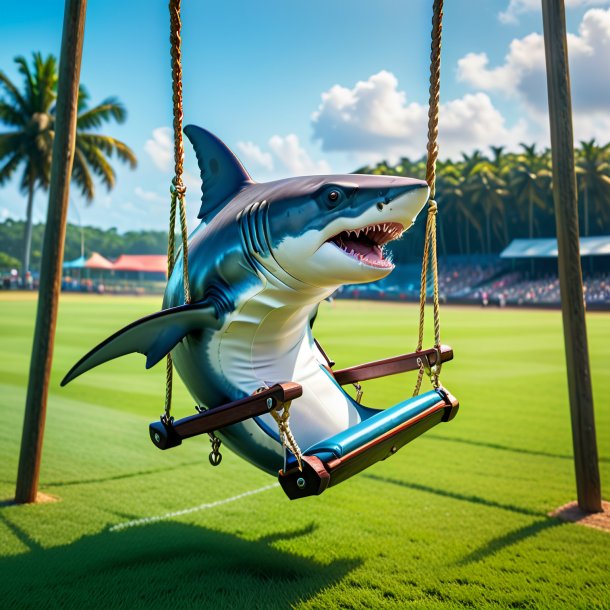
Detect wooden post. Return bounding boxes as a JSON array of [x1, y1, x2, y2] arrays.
[[541, 0, 602, 513], [14, 0, 88, 504]]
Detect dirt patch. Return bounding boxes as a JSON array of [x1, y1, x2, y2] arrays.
[[550, 500, 610, 532], [35, 492, 60, 504]]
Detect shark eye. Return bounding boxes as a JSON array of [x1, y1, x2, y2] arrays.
[[327, 190, 340, 204]]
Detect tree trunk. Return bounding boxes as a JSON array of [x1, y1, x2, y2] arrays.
[[584, 186, 589, 237], [529, 192, 535, 274], [542, 0, 601, 513], [14, 0, 88, 504], [21, 183, 35, 288], [485, 208, 491, 254], [439, 213, 447, 257]]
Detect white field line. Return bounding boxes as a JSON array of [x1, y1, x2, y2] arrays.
[[109, 483, 280, 532]]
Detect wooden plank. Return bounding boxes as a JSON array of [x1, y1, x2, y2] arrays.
[[333, 345, 453, 386], [541, 0, 602, 513], [149, 383, 303, 449], [15, 0, 88, 503]]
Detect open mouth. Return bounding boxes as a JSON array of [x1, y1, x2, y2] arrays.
[[328, 222, 404, 268]]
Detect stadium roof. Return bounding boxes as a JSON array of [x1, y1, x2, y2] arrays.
[[63, 253, 167, 273], [85, 252, 113, 269], [112, 254, 167, 273], [63, 252, 114, 269], [500, 236, 610, 259], [62, 255, 87, 269]]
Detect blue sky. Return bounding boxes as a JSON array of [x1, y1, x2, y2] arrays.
[[1, 0, 609, 232]]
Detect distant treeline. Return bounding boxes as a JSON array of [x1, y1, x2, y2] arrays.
[[2, 140, 609, 270], [0, 218, 169, 271], [359, 140, 610, 264]]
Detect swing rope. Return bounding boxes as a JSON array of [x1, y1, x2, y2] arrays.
[[414, 0, 443, 396], [164, 0, 191, 422]]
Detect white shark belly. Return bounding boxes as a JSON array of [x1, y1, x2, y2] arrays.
[[217, 289, 361, 450]]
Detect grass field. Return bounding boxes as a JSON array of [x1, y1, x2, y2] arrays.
[[0, 293, 609, 609]]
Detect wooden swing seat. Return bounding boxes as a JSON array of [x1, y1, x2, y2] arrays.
[[149, 344, 457, 499]]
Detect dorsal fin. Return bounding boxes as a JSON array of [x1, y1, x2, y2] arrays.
[[184, 125, 254, 221]]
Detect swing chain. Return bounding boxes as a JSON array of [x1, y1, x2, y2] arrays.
[[270, 399, 303, 472], [208, 432, 223, 466], [414, 0, 444, 397]]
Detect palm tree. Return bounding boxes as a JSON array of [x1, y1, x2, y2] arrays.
[[436, 160, 481, 255], [463, 152, 509, 254], [509, 143, 552, 239], [0, 53, 136, 284], [575, 139, 610, 237]]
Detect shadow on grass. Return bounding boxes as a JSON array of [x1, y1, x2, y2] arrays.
[[42, 460, 205, 488], [456, 518, 563, 566], [0, 517, 358, 608], [365, 474, 543, 517], [365, 474, 568, 566], [426, 434, 610, 464]]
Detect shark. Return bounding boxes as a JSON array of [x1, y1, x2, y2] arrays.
[[62, 126, 430, 475]]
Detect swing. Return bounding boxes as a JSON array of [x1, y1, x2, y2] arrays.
[[152, 0, 457, 499], [63, 0, 459, 501]]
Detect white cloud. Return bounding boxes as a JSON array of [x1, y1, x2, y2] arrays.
[[268, 134, 331, 175], [183, 170, 201, 193], [144, 127, 173, 172], [500, 0, 610, 24], [458, 8, 610, 141], [311, 70, 527, 161], [134, 186, 164, 203], [236, 141, 274, 172], [233, 134, 330, 179]]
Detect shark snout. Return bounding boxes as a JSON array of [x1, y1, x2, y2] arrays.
[[375, 179, 430, 228]]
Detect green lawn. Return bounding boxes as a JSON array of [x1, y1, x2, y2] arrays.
[[0, 293, 609, 609]]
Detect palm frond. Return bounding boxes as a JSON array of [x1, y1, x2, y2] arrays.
[[0, 100, 26, 127], [0, 71, 28, 112], [77, 98, 127, 130], [71, 146, 95, 201], [0, 132, 24, 160], [77, 85, 90, 112], [78, 139, 116, 190], [14, 56, 35, 109], [0, 151, 24, 184], [78, 133, 137, 168]]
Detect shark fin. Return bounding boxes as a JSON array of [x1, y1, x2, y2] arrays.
[[61, 302, 218, 386], [184, 125, 254, 222]]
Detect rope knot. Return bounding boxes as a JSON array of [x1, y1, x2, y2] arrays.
[[428, 199, 438, 215], [170, 178, 186, 197]]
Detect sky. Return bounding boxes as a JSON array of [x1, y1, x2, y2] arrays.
[[1, 0, 609, 233]]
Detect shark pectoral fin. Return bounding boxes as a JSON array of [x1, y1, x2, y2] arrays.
[[61, 302, 218, 386]]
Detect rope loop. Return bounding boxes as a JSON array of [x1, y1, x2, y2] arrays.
[[165, 0, 192, 420], [413, 0, 444, 397], [270, 403, 303, 471]]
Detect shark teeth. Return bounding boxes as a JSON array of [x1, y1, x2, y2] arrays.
[[328, 221, 404, 269]]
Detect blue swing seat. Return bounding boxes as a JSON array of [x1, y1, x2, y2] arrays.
[[278, 387, 458, 499]]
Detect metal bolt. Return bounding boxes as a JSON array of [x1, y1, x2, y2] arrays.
[[296, 477, 306, 489], [390, 445, 397, 454], [154, 432, 161, 443]]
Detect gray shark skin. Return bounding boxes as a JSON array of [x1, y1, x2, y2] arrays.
[[63, 126, 430, 475]]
